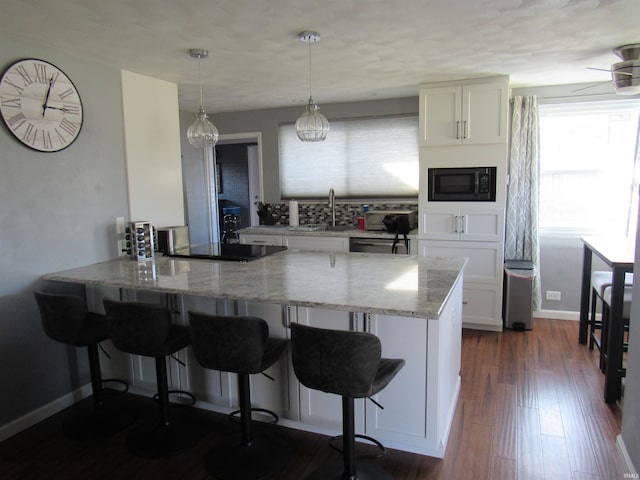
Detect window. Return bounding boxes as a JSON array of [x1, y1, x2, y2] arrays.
[[279, 115, 419, 199], [539, 100, 640, 236]]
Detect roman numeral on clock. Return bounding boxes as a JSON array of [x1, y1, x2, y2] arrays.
[[59, 118, 78, 137], [1, 97, 21, 108], [14, 65, 33, 85]]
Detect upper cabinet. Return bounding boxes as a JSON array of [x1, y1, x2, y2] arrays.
[[418, 78, 509, 146]]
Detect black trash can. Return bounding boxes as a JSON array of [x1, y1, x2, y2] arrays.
[[503, 260, 536, 330]]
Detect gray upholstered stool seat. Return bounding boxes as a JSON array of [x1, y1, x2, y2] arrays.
[[189, 312, 291, 480], [103, 299, 203, 458], [589, 272, 632, 350], [597, 285, 633, 374], [290, 323, 405, 480], [33, 291, 135, 439]]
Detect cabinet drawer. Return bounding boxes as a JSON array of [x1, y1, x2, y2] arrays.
[[239, 233, 283, 246], [284, 235, 349, 252], [419, 240, 504, 284]]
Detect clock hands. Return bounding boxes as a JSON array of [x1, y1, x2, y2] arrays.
[[44, 105, 71, 113], [41, 76, 55, 116]]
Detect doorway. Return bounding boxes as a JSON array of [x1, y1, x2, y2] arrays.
[[215, 133, 263, 235]]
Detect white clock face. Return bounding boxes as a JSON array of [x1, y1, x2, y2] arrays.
[[0, 58, 83, 152]]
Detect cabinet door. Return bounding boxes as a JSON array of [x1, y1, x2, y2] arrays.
[[426, 277, 463, 447], [462, 282, 503, 330], [419, 240, 504, 284], [420, 205, 459, 240], [236, 301, 293, 420], [462, 82, 509, 145], [284, 234, 349, 252], [419, 86, 462, 146], [459, 206, 505, 242], [365, 314, 428, 446], [182, 296, 228, 405], [295, 308, 362, 432], [239, 233, 283, 246]]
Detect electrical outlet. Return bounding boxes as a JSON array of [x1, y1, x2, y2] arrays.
[[546, 290, 562, 301]]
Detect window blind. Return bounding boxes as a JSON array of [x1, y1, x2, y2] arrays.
[[279, 115, 419, 199]]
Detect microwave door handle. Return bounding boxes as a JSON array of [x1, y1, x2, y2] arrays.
[[474, 172, 480, 196]]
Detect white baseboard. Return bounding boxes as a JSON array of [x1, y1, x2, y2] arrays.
[[534, 309, 579, 321], [0, 383, 92, 443], [617, 434, 638, 476]]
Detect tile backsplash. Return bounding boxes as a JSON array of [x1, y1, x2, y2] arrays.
[[259, 202, 418, 226]]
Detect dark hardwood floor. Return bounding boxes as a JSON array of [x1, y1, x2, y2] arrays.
[[0, 318, 629, 479]]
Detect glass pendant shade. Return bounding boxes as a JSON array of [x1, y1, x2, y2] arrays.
[[187, 106, 219, 147], [295, 97, 330, 142]]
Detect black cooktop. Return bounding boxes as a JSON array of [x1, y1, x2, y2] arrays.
[[166, 243, 287, 262]]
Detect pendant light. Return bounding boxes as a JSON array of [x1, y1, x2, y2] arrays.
[[295, 31, 329, 142], [187, 48, 219, 148]]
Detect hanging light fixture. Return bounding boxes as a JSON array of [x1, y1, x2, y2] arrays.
[[187, 48, 219, 148], [295, 31, 329, 142]]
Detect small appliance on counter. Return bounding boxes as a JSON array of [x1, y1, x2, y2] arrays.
[[364, 209, 417, 232], [156, 226, 190, 255], [126, 221, 155, 260]]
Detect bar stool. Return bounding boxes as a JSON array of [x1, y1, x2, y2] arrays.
[[597, 285, 632, 374], [290, 323, 405, 480], [588, 271, 632, 352], [189, 312, 291, 480], [103, 299, 203, 458], [33, 291, 135, 439]]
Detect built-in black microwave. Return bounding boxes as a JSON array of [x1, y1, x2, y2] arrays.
[[428, 167, 496, 201]]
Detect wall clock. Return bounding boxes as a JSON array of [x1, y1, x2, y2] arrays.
[[0, 58, 83, 152]]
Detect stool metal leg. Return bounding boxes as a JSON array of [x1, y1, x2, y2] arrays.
[[204, 373, 291, 480], [307, 396, 393, 480], [155, 356, 170, 426], [125, 355, 204, 458]]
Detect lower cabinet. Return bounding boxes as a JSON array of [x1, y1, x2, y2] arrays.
[[294, 307, 357, 432], [419, 239, 504, 330], [240, 232, 350, 252], [365, 313, 428, 447], [239, 233, 283, 246], [85, 282, 462, 458], [283, 234, 350, 252]]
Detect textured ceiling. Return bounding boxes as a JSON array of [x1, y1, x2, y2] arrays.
[[0, 0, 638, 114]]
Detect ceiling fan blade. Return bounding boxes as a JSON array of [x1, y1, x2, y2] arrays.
[[586, 66, 634, 76], [571, 80, 613, 93]]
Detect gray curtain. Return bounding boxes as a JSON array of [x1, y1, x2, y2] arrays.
[[506, 95, 541, 311]]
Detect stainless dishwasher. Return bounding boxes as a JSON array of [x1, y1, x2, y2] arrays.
[[349, 236, 410, 255]]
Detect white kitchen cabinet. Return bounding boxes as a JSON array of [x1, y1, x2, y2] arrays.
[[294, 307, 361, 433], [364, 313, 428, 447], [420, 205, 505, 242], [419, 79, 509, 146], [234, 300, 293, 421], [419, 239, 504, 330], [283, 234, 350, 252], [460, 283, 503, 330], [365, 276, 462, 453], [419, 240, 503, 284], [239, 233, 283, 246]]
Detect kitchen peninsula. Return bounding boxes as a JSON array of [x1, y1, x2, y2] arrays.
[[42, 249, 466, 458]]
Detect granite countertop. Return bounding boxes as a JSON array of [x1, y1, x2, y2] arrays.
[[239, 225, 419, 239], [42, 250, 466, 319]]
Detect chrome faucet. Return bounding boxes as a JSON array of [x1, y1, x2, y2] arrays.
[[328, 188, 336, 227]]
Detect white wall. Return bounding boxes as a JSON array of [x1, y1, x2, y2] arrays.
[[121, 70, 184, 227]]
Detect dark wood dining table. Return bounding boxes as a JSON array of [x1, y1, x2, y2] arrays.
[[579, 236, 634, 403]]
